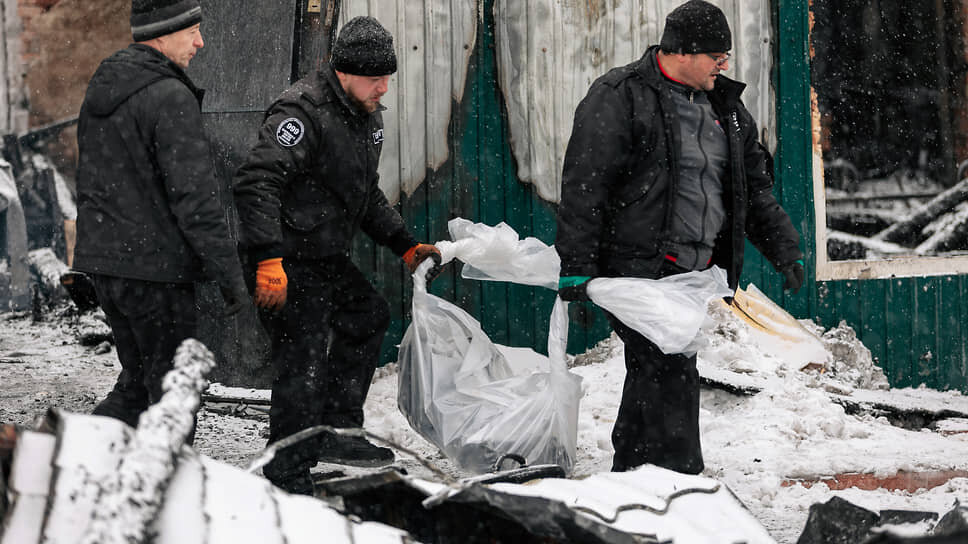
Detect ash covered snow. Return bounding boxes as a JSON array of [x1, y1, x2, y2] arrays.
[[2, 292, 967, 543]]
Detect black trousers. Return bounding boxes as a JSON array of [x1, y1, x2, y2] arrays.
[[607, 313, 704, 474], [259, 257, 390, 478], [90, 275, 198, 436], [605, 258, 706, 475]]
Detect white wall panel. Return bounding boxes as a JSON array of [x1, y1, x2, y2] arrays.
[[340, 0, 477, 203], [494, 0, 775, 203]]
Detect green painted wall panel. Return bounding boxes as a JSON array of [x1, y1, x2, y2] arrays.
[[913, 279, 940, 384], [936, 276, 962, 389], [476, 16, 511, 348], [857, 280, 887, 368], [954, 276, 968, 388]]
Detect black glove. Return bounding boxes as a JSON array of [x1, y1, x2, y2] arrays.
[[425, 252, 444, 285], [219, 275, 250, 316], [558, 276, 592, 302], [781, 260, 805, 294]]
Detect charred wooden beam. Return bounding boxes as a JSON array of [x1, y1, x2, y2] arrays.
[[826, 230, 909, 261], [875, 177, 968, 245], [825, 208, 895, 237], [914, 204, 968, 254], [75, 313, 112, 347], [826, 191, 940, 203]]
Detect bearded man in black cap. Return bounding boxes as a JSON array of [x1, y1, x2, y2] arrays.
[[233, 15, 441, 494], [556, 0, 805, 474], [74, 0, 248, 432]]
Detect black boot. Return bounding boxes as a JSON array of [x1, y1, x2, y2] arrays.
[[318, 432, 395, 467], [263, 463, 314, 495]]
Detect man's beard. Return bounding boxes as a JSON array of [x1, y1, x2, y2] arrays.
[[349, 94, 378, 114]]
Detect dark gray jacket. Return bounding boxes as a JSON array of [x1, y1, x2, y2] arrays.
[[556, 46, 802, 289], [74, 44, 243, 290], [233, 64, 416, 263]]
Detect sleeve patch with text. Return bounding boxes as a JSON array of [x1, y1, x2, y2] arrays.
[[276, 117, 305, 147]]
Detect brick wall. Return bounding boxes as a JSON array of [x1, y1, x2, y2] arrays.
[[16, 0, 130, 173]]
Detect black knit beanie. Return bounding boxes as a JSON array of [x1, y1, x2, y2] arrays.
[[659, 0, 732, 54], [131, 0, 202, 42], [331, 16, 397, 76]]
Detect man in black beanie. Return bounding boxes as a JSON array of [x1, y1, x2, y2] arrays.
[[233, 16, 441, 495], [75, 1, 248, 433], [556, 0, 804, 474]]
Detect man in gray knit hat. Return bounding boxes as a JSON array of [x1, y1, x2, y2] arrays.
[[556, 0, 804, 474], [75, 0, 248, 433], [234, 16, 441, 495]]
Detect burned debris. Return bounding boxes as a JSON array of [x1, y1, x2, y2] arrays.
[[0, 118, 96, 316], [797, 496, 968, 544]]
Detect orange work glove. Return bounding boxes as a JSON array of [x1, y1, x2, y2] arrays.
[[402, 244, 442, 274], [255, 258, 288, 311]]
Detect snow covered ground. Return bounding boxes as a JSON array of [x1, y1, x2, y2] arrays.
[[3, 289, 968, 543]]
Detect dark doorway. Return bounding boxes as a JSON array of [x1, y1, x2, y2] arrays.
[[186, 0, 339, 387], [812, 0, 968, 262], [812, 0, 967, 185]]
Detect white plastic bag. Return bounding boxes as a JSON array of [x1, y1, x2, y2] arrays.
[[397, 259, 582, 474], [439, 218, 734, 355], [586, 268, 733, 355], [435, 218, 560, 289]]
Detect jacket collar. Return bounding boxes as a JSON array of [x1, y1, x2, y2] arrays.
[[636, 45, 746, 108], [82, 43, 204, 116], [130, 43, 204, 101]]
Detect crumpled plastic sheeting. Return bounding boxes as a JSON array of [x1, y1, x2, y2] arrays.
[[586, 268, 733, 355], [436, 218, 560, 290], [397, 257, 582, 474], [436, 218, 733, 355]]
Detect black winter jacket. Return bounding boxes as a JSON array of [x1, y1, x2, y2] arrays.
[[556, 47, 802, 289], [233, 64, 416, 263], [74, 44, 244, 289]]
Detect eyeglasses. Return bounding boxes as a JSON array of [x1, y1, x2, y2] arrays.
[[705, 52, 731, 67]]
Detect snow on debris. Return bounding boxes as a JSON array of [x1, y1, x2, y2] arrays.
[[357, 286, 968, 542]]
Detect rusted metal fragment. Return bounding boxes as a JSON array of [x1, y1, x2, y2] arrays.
[[782, 470, 968, 492]]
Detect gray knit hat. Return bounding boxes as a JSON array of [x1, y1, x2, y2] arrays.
[[659, 0, 732, 54], [331, 16, 397, 76], [131, 0, 202, 42]]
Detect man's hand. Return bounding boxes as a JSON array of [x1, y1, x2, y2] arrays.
[[781, 259, 805, 294], [403, 244, 443, 282], [558, 276, 592, 302], [255, 258, 288, 311], [219, 275, 250, 316]]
